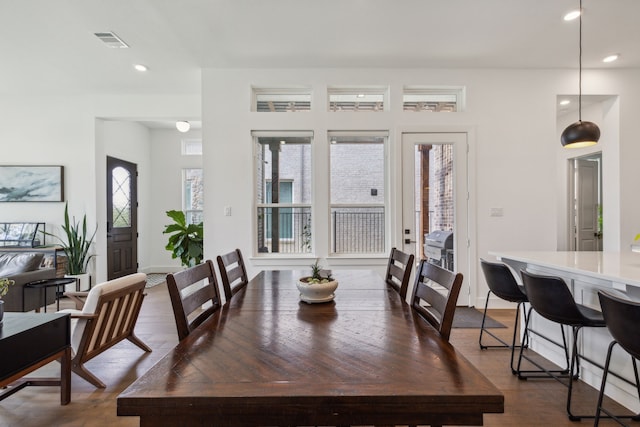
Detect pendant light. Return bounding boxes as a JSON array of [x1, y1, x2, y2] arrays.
[[560, 0, 600, 148]]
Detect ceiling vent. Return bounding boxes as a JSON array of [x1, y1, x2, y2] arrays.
[[94, 32, 129, 48]]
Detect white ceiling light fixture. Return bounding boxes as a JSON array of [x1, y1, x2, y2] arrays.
[[134, 64, 148, 72], [176, 121, 191, 133], [560, 99, 571, 106], [563, 9, 581, 21], [602, 54, 619, 63]]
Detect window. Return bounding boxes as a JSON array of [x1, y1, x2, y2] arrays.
[[182, 139, 202, 155], [254, 131, 312, 254], [183, 169, 203, 224], [327, 86, 388, 112], [402, 86, 465, 112], [329, 131, 387, 254], [252, 87, 312, 112]]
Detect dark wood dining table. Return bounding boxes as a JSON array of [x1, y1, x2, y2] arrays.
[[117, 269, 503, 426]]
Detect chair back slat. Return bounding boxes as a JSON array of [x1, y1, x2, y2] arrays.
[[166, 260, 221, 341], [410, 260, 463, 341], [217, 249, 249, 300], [385, 247, 414, 299]]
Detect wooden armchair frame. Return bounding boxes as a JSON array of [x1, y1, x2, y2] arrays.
[[60, 273, 151, 388]]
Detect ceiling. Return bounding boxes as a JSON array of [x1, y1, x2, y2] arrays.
[[1, 0, 638, 97]]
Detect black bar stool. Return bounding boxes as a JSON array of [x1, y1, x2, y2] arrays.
[[479, 259, 531, 374], [521, 270, 635, 421], [594, 291, 640, 426]]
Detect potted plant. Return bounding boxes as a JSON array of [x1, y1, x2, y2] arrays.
[[163, 210, 204, 267], [43, 202, 97, 291], [296, 259, 339, 303], [0, 277, 15, 323]]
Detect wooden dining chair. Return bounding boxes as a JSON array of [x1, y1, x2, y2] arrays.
[[410, 259, 464, 341], [216, 248, 248, 300], [384, 247, 414, 300], [166, 259, 221, 341]]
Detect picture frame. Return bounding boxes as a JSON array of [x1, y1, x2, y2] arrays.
[[0, 165, 64, 202]]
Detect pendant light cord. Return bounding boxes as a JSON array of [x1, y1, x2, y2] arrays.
[[578, 0, 583, 122]]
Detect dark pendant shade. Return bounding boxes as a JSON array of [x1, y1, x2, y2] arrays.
[[560, 120, 601, 148]]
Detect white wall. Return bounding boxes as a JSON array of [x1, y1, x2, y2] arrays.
[[2, 69, 639, 306], [0, 93, 200, 284], [148, 128, 203, 273], [202, 67, 640, 306]]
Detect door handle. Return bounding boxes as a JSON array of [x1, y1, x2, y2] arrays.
[[405, 239, 417, 244]]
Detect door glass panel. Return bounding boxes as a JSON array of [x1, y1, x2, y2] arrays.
[[112, 166, 131, 228], [414, 143, 455, 270]]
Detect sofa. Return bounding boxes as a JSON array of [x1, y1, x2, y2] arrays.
[[0, 251, 56, 312]]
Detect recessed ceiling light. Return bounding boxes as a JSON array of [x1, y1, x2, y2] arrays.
[[560, 99, 571, 106], [602, 54, 619, 63], [563, 9, 581, 21], [356, 94, 365, 98], [134, 64, 148, 72], [280, 140, 286, 145]]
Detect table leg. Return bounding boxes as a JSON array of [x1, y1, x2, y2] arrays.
[[60, 347, 71, 405]]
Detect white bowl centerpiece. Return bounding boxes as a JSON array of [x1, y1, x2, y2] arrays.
[[296, 260, 338, 304]]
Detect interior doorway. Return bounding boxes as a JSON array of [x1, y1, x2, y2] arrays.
[[401, 132, 470, 305], [106, 156, 138, 279], [569, 153, 602, 251]]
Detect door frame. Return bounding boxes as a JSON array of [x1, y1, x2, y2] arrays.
[[399, 130, 475, 306]]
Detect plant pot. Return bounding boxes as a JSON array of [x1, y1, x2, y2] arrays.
[[296, 277, 339, 304]]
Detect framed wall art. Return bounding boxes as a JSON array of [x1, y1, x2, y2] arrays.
[[0, 165, 64, 202]]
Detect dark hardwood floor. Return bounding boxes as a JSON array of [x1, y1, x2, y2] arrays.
[[0, 282, 637, 426]]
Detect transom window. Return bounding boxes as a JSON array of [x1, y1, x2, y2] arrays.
[[252, 87, 312, 112], [403, 86, 465, 112], [327, 86, 388, 112]]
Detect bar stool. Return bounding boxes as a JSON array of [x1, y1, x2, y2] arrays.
[[479, 259, 531, 374], [594, 291, 640, 426], [520, 270, 605, 421]]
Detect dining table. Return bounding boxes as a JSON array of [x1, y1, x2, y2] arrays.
[[117, 269, 503, 426]]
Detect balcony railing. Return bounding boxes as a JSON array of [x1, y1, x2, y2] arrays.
[[256, 206, 385, 254], [331, 207, 385, 253]]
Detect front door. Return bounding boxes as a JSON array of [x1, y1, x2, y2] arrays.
[[106, 156, 138, 280], [401, 132, 470, 305]]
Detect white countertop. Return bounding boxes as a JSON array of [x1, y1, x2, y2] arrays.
[[489, 251, 640, 289]]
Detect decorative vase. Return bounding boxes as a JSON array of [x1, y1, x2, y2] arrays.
[[296, 278, 339, 304]]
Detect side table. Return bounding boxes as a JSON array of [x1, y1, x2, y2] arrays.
[[0, 312, 71, 405], [23, 278, 77, 312]]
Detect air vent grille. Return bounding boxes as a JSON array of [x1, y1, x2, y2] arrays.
[[94, 32, 129, 48]]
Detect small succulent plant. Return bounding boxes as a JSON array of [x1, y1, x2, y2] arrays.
[[305, 259, 333, 284]]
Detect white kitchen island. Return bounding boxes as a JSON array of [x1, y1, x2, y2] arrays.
[[489, 251, 640, 412]]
